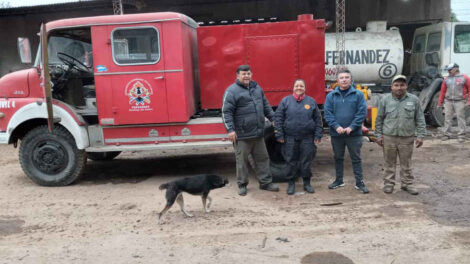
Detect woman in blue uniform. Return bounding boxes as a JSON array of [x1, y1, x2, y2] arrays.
[[274, 79, 323, 195]]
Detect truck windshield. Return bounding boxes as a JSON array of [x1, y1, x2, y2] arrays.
[[455, 25, 470, 53], [48, 36, 93, 66]]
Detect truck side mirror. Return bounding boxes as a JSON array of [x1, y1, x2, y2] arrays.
[[17, 37, 32, 64]]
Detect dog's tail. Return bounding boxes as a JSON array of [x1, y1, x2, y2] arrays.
[[159, 183, 169, 190]]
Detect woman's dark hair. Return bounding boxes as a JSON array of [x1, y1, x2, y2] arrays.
[[292, 79, 306, 87]]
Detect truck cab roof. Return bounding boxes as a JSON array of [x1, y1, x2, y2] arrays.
[[46, 12, 198, 32]]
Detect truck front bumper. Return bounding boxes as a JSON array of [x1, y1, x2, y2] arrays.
[[0, 132, 8, 144]]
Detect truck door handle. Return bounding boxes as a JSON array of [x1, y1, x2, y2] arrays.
[[154, 76, 164, 80]]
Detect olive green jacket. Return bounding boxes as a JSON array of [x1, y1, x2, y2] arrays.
[[374, 93, 426, 139]]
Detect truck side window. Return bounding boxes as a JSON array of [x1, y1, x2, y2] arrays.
[[454, 25, 470, 53], [413, 34, 426, 53], [426, 32, 441, 52], [112, 27, 160, 65]]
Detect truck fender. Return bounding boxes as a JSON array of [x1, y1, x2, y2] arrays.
[[418, 78, 443, 111], [6, 102, 89, 149]]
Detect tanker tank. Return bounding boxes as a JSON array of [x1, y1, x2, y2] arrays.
[[325, 21, 403, 86]]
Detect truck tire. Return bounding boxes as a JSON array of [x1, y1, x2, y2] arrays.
[[87, 151, 121, 161], [19, 125, 87, 186], [429, 91, 445, 127], [265, 134, 284, 163], [429, 91, 470, 127]]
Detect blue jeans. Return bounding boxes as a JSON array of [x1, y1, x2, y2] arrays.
[[330, 136, 364, 185]]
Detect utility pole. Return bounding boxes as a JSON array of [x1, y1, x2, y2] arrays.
[[113, 0, 123, 15], [335, 0, 346, 72]]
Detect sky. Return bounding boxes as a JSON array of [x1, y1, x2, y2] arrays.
[[452, 0, 470, 21], [4, 0, 470, 22]]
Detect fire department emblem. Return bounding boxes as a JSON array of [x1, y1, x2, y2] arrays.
[[125, 79, 153, 107]]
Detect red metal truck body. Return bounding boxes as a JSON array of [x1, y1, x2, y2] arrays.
[[198, 14, 326, 109]]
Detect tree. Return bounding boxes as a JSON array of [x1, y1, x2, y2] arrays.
[[451, 11, 459, 22], [0, 1, 11, 8]]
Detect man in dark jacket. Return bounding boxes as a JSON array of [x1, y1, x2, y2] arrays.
[[222, 65, 279, 196], [324, 69, 369, 193]]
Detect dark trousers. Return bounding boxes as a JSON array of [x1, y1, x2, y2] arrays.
[[281, 137, 316, 181], [330, 136, 364, 185], [234, 137, 272, 187]]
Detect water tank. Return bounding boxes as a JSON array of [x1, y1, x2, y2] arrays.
[[325, 21, 403, 85]]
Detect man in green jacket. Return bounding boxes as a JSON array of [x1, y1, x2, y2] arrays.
[[375, 75, 427, 195]]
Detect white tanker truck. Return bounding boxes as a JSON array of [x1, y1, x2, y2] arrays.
[[324, 21, 470, 127]]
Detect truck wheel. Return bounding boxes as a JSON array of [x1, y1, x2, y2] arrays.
[[19, 125, 86, 186], [87, 151, 121, 161], [429, 91, 470, 127], [265, 134, 284, 163], [429, 91, 445, 127]]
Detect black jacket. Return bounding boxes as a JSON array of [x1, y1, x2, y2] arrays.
[[222, 80, 274, 139], [274, 95, 323, 140]]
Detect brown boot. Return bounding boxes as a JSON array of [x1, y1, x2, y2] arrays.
[[260, 183, 279, 192], [401, 184, 418, 195], [383, 185, 394, 194]]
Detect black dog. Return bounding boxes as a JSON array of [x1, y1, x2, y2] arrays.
[[157, 174, 228, 222]]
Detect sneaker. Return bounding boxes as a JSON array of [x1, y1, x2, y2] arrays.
[[355, 184, 370, 194], [260, 183, 280, 192], [328, 181, 345, 189], [401, 185, 419, 195], [286, 181, 295, 195], [441, 136, 450, 141], [303, 183, 315, 193], [383, 185, 394, 194], [238, 185, 247, 196]]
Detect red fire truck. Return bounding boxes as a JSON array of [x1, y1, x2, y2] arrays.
[[0, 12, 325, 186]]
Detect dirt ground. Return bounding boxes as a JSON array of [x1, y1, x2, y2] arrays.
[[1, 128, 470, 264]]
